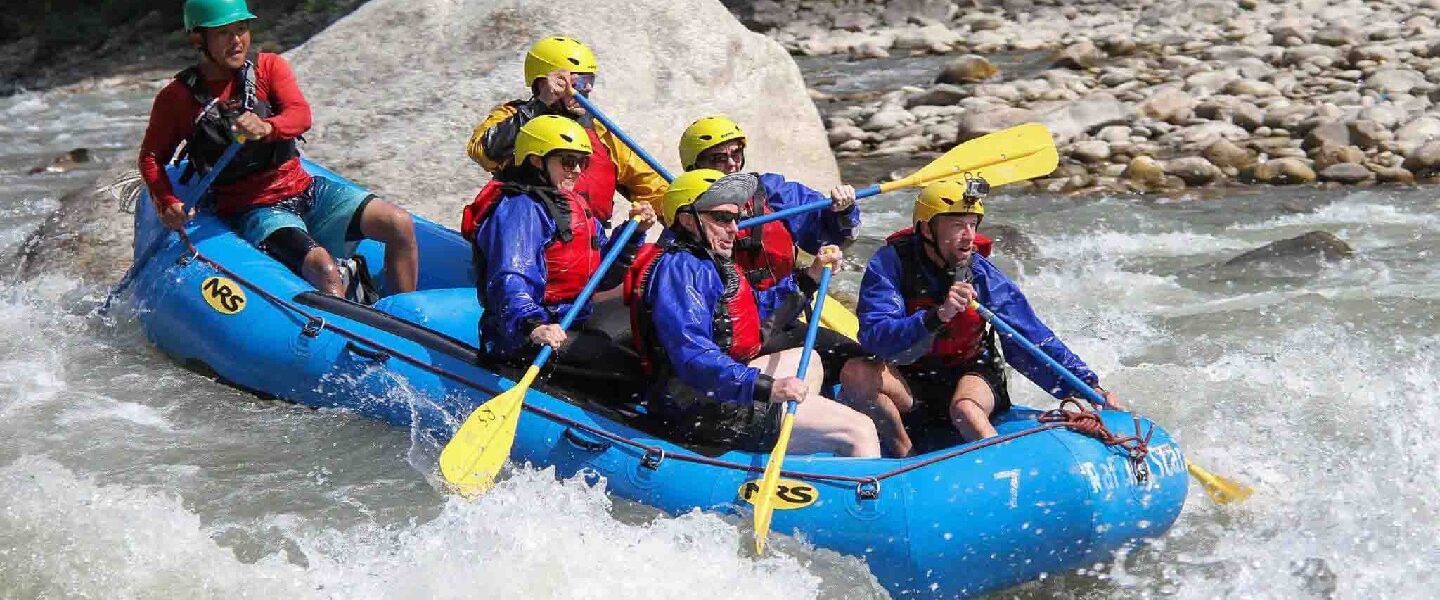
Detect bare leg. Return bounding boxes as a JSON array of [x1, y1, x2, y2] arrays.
[[839, 358, 914, 457], [747, 349, 880, 458], [949, 374, 998, 442], [358, 198, 417, 293], [301, 246, 344, 296]]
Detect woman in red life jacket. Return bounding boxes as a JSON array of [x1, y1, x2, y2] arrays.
[[138, 0, 417, 297], [626, 170, 880, 457], [857, 178, 1126, 445], [469, 115, 656, 390], [678, 115, 915, 456], [466, 37, 665, 226]]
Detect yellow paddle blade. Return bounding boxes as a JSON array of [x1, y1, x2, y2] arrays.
[[753, 410, 797, 554], [879, 122, 1058, 194], [438, 366, 540, 496], [813, 295, 859, 341], [1187, 461, 1254, 504]]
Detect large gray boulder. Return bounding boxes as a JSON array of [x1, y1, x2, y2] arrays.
[[288, 0, 840, 225], [1221, 231, 1355, 278]]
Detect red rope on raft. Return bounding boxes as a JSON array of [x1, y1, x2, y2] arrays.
[[1039, 398, 1154, 482]]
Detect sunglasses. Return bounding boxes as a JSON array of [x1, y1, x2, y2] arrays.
[[699, 210, 742, 225], [699, 146, 745, 168], [551, 153, 590, 171], [573, 73, 596, 94]]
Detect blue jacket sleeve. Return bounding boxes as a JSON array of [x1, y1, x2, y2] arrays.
[[857, 246, 935, 363], [972, 256, 1099, 397], [757, 172, 859, 253], [646, 254, 763, 405], [476, 197, 551, 352]]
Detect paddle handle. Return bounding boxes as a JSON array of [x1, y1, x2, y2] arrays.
[[532, 217, 643, 369], [736, 184, 880, 230], [969, 300, 1107, 407], [572, 94, 675, 182]]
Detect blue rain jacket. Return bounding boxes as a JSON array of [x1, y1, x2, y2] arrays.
[[475, 191, 639, 356], [643, 247, 810, 409], [857, 243, 1099, 398], [755, 172, 859, 251]]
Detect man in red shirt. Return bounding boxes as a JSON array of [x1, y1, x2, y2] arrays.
[[138, 0, 417, 296]]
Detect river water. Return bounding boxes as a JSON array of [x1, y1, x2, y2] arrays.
[[2, 60, 1438, 599]]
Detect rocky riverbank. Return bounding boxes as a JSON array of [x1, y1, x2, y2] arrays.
[[741, 0, 1440, 195]]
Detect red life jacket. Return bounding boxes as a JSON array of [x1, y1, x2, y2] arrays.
[[462, 183, 601, 304], [624, 242, 763, 375], [573, 127, 619, 222], [885, 227, 994, 365], [733, 183, 797, 290]]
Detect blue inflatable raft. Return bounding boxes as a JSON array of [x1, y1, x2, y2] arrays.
[[127, 160, 1188, 598]]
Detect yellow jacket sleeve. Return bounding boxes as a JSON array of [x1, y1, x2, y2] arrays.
[[596, 121, 668, 206], [467, 102, 522, 172]]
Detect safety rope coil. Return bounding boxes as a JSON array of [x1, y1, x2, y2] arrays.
[[1039, 398, 1154, 483], [163, 230, 1150, 493]]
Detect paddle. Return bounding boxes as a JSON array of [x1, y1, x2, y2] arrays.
[[738, 122, 1059, 230], [440, 94, 663, 495], [754, 263, 833, 554], [573, 94, 674, 180], [968, 300, 1254, 504], [440, 215, 644, 495], [101, 140, 245, 314]]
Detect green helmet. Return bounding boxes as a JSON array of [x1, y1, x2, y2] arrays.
[[183, 0, 258, 32]]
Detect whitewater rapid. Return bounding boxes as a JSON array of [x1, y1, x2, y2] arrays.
[[4, 82, 1439, 599]]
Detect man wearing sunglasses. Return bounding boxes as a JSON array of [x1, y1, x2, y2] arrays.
[[678, 115, 916, 456], [857, 179, 1126, 448], [471, 115, 658, 389], [623, 170, 882, 457], [465, 36, 665, 228]]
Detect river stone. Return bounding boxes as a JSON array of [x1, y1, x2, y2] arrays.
[[1251, 158, 1318, 184], [1265, 104, 1313, 129], [1310, 144, 1366, 170], [1140, 87, 1196, 124], [1097, 125, 1132, 143], [1401, 140, 1440, 175], [1281, 44, 1341, 68], [893, 23, 962, 51], [1302, 121, 1352, 150], [1313, 23, 1361, 47], [1070, 140, 1112, 163], [1121, 155, 1168, 190], [287, 0, 841, 223], [864, 105, 916, 131], [1357, 103, 1406, 129], [1164, 156, 1223, 185], [1224, 78, 1281, 97], [936, 55, 999, 84], [906, 84, 968, 107], [1372, 165, 1416, 184], [982, 223, 1039, 260], [1223, 231, 1355, 272], [1270, 20, 1310, 46], [1185, 70, 1241, 95], [1053, 40, 1106, 70], [1203, 139, 1258, 169], [1234, 57, 1277, 79], [1365, 69, 1429, 95], [1349, 44, 1398, 65], [1039, 93, 1129, 143], [1395, 116, 1440, 152], [956, 107, 1040, 141], [1318, 163, 1374, 183]]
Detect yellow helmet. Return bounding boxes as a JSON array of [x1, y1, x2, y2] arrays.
[[524, 37, 598, 85], [662, 169, 727, 225], [514, 115, 592, 166], [913, 179, 988, 224], [679, 116, 746, 169]]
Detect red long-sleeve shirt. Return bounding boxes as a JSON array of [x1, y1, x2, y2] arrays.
[[138, 52, 313, 217]]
